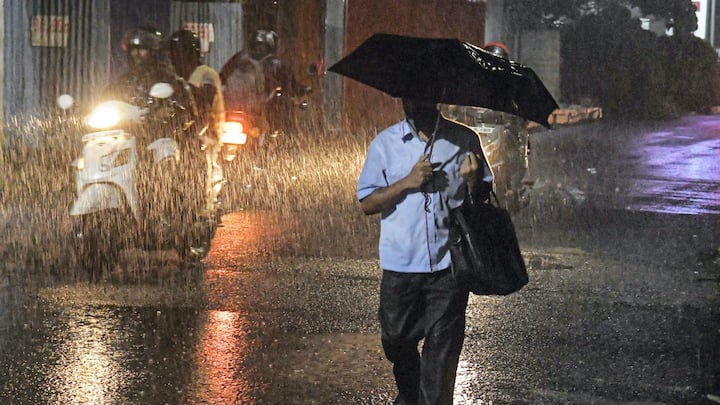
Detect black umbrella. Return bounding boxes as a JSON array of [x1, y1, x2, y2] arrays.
[[328, 33, 559, 128]]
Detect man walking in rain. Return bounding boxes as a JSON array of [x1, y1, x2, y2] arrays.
[[357, 98, 493, 404]]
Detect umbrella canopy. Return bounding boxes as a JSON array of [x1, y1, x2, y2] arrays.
[[328, 33, 559, 128]]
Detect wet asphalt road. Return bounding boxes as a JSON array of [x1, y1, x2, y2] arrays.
[[1, 116, 720, 404], [528, 114, 720, 215]]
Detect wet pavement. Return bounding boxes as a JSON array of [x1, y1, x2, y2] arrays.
[[1, 116, 720, 404], [529, 114, 720, 215]]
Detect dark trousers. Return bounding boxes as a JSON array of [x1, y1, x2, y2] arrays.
[[379, 269, 469, 405]]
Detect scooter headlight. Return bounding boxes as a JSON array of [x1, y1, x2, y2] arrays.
[[73, 157, 85, 171], [86, 105, 121, 129]]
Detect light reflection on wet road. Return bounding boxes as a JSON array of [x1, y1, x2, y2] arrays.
[[1, 283, 263, 404], [182, 310, 255, 405], [627, 119, 720, 214], [0, 210, 378, 404], [50, 308, 129, 404], [1, 116, 719, 404], [532, 114, 720, 215]]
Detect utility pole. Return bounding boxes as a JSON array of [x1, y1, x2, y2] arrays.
[[323, 0, 345, 130], [0, 0, 4, 165], [711, 0, 716, 48]]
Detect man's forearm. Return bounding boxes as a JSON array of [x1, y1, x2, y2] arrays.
[[359, 178, 414, 215]]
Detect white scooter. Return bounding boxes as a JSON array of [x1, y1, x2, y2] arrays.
[[60, 83, 226, 281]]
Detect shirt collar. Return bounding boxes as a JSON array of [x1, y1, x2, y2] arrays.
[[401, 119, 422, 142]]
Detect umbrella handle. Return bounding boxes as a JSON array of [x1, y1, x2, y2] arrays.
[[425, 110, 442, 158], [426, 88, 447, 158]]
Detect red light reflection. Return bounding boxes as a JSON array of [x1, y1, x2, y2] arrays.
[[183, 310, 255, 404], [205, 211, 287, 269]]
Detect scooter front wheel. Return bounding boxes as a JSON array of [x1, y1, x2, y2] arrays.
[[73, 210, 126, 282], [177, 216, 217, 265]]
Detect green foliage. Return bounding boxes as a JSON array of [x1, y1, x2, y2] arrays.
[[507, 0, 588, 29], [661, 35, 718, 111], [631, 0, 698, 35], [507, 0, 698, 30], [560, 3, 717, 120]]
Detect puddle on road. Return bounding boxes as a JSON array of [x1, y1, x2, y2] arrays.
[[250, 333, 395, 404], [524, 249, 582, 271]]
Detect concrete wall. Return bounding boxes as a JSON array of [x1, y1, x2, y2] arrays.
[[484, 0, 503, 44], [519, 29, 561, 105], [484, 0, 520, 60], [3, 0, 111, 146]]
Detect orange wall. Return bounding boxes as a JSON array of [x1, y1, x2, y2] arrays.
[[344, 0, 486, 128], [277, 0, 323, 77], [276, 0, 325, 111]]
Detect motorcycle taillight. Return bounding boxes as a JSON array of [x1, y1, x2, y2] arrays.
[[220, 121, 247, 145]]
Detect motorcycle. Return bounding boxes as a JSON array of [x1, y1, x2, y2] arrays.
[[443, 105, 532, 213], [221, 83, 313, 157], [60, 83, 227, 281]]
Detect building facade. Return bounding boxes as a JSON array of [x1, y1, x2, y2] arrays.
[[1, 0, 488, 143]]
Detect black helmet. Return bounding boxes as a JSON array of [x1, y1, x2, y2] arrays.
[[122, 27, 163, 52], [483, 42, 510, 59], [169, 29, 202, 66]]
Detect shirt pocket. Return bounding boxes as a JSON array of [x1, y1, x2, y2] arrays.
[[385, 152, 416, 185]]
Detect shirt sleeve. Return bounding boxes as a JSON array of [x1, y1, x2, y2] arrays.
[[357, 139, 388, 201], [188, 65, 218, 89]]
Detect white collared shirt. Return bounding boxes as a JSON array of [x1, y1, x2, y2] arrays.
[[357, 118, 492, 273]]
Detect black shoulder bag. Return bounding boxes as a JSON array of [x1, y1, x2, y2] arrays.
[[448, 190, 529, 296]]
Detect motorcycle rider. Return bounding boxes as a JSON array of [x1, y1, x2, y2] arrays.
[[168, 29, 224, 140], [103, 26, 197, 139], [220, 28, 307, 137], [168, 28, 226, 214], [102, 27, 206, 226]]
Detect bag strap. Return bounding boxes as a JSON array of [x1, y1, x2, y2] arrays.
[[489, 189, 500, 207], [469, 146, 499, 207], [446, 148, 499, 209]]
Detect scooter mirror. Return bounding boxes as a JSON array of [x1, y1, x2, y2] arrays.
[[149, 82, 174, 99], [57, 94, 74, 110]]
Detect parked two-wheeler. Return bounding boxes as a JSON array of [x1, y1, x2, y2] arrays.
[[444, 105, 532, 213], [60, 83, 227, 281]]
